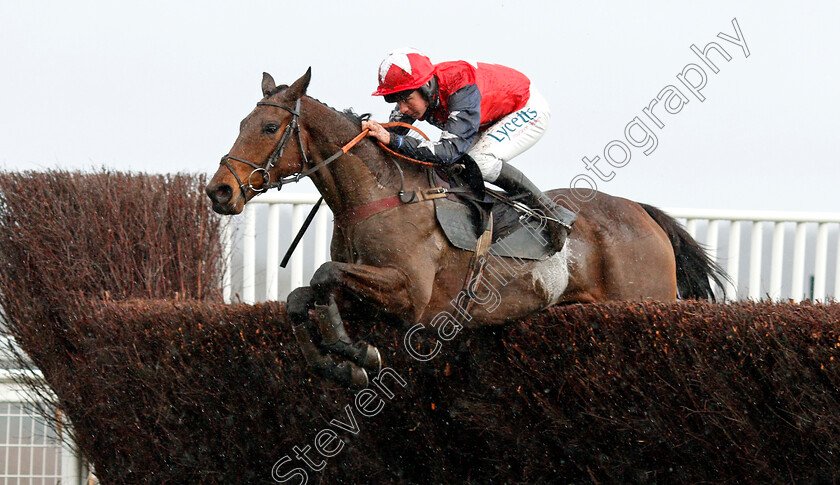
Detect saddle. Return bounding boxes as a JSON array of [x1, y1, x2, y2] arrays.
[[431, 163, 556, 261]]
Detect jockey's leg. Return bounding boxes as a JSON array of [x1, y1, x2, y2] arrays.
[[466, 87, 552, 182], [493, 162, 577, 252], [466, 88, 576, 251]]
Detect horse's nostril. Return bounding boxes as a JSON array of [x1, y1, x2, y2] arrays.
[[206, 183, 233, 205]]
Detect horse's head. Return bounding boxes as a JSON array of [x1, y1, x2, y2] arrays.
[[205, 69, 312, 215]]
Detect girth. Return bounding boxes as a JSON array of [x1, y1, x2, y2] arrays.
[[334, 187, 452, 228]]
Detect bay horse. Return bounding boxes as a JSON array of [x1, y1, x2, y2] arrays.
[[205, 69, 726, 388]]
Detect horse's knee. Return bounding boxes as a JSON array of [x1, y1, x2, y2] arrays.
[[310, 263, 342, 290], [287, 286, 316, 323]]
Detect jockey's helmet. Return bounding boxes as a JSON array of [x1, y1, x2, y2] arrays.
[[372, 48, 434, 99]]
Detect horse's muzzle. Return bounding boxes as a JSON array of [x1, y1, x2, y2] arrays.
[[205, 182, 238, 215]]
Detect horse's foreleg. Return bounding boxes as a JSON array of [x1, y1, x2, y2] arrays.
[[313, 294, 382, 373], [308, 261, 433, 373], [310, 262, 422, 320], [287, 286, 370, 389]]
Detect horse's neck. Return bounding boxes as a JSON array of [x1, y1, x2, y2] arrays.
[[304, 101, 427, 215]]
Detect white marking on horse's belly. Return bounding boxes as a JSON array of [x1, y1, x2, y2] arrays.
[[530, 244, 570, 304]]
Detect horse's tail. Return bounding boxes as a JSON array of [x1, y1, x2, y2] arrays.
[[639, 203, 729, 301]]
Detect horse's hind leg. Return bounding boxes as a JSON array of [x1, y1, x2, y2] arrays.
[[287, 286, 371, 389]]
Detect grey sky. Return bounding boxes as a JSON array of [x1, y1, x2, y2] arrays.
[[1, 1, 837, 212]]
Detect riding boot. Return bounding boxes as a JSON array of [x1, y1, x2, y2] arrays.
[[492, 163, 577, 252]]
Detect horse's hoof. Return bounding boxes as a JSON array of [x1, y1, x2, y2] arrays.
[[335, 361, 369, 390], [359, 343, 382, 375]]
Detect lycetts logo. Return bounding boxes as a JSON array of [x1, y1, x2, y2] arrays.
[[486, 107, 540, 142]]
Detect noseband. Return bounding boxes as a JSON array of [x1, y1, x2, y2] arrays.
[[219, 98, 313, 197]]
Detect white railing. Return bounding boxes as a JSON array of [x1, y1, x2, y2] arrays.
[[0, 337, 86, 485], [222, 192, 329, 304], [222, 195, 840, 303], [668, 209, 840, 302]]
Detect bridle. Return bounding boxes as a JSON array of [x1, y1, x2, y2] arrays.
[[219, 98, 318, 199], [219, 96, 435, 205]]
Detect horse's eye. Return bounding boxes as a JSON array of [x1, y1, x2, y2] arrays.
[[263, 123, 280, 135]]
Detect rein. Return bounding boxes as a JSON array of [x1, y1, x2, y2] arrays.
[[373, 122, 435, 167], [219, 99, 432, 199], [220, 97, 440, 262]]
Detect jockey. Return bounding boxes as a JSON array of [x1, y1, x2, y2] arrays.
[[362, 47, 576, 251]]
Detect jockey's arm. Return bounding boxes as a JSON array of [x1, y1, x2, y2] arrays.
[[361, 109, 414, 145], [386, 109, 415, 134], [385, 85, 481, 167]]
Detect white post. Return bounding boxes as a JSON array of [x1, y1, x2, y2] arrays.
[[791, 222, 807, 302], [314, 204, 329, 270], [769, 222, 785, 301], [61, 441, 82, 485], [813, 223, 829, 301], [221, 219, 234, 304], [265, 204, 281, 301], [685, 219, 697, 239], [748, 221, 763, 300], [834, 223, 840, 301], [705, 220, 719, 262], [58, 409, 82, 485], [290, 204, 305, 292], [726, 221, 741, 300], [242, 203, 257, 304]]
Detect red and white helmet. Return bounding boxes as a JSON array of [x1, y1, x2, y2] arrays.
[[371, 47, 435, 97]]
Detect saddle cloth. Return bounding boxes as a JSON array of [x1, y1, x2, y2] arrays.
[[431, 170, 555, 261]]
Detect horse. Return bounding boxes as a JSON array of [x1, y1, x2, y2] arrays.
[[205, 69, 727, 388]]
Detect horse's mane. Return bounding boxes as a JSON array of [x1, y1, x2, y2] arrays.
[[269, 84, 411, 187], [305, 95, 370, 127], [339, 108, 370, 127], [267, 84, 369, 127]]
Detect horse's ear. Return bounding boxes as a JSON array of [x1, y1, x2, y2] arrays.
[[261, 72, 277, 97], [286, 67, 312, 100]]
